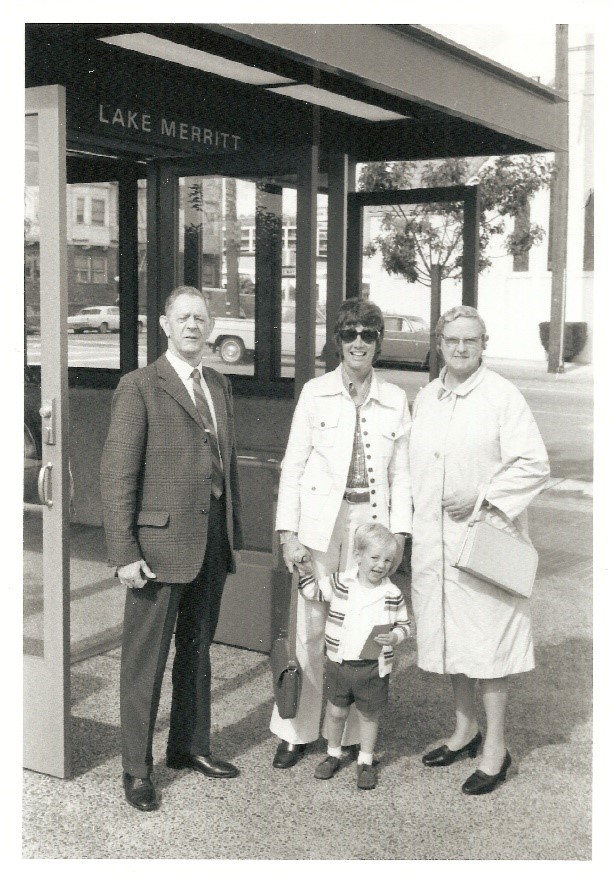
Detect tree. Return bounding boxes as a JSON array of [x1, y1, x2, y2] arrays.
[[359, 155, 552, 288]]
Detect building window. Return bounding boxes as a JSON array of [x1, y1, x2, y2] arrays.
[[583, 190, 594, 271], [25, 252, 40, 281], [75, 254, 108, 283], [285, 226, 297, 252], [76, 197, 85, 224], [91, 198, 106, 226], [317, 225, 328, 258], [92, 256, 108, 284]]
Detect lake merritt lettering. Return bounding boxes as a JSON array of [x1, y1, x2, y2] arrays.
[[98, 104, 241, 150]]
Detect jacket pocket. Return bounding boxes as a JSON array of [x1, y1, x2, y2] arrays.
[[137, 510, 170, 527]]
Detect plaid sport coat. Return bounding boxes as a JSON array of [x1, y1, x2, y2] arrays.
[[100, 354, 244, 583]]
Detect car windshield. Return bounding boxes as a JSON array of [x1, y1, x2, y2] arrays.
[[410, 318, 428, 332]]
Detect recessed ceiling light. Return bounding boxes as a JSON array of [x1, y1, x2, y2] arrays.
[[99, 32, 296, 87], [268, 84, 408, 122]]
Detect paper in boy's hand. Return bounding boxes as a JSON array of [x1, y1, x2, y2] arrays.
[[359, 624, 392, 660]]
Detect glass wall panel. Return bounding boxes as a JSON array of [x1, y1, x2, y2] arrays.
[[66, 182, 120, 368], [24, 113, 43, 656], [179, 176, 256, 376], [138, 178, 148, 367], [280, 191, 328, 378], [361, 201, 463, 369]]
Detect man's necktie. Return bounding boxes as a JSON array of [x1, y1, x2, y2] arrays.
[[190, 369, 224, 499]]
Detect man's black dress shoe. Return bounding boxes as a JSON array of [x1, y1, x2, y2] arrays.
[[461, 750, 512, 795], [166, 752, 239, 778], [122, 772, 159, 812], [272, 741, 306, 769], [422, 731, 483, 767]]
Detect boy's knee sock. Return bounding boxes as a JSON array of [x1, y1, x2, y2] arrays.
[[327, 746, 342, 759], [358, 751, 373, 765]]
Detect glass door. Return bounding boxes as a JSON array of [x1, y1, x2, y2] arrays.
[[24, 85, 71, 777]]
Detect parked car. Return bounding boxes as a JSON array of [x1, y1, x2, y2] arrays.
[[67, 306, 147, 333], [379, 314, 433, 368], [207, 304, 327, 364]]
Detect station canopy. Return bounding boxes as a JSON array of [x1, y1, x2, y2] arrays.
[[26, 23, 565, 170]]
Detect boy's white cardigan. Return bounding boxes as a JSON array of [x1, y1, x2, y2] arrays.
[[298, 568, 411, 677]]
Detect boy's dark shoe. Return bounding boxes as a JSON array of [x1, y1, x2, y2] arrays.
[[314, 755, 341, 779], [123, 772, 159, 811], [357, 762, 378, 790]]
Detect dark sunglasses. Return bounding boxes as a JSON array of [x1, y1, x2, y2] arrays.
[[338, 328, 380, 344]]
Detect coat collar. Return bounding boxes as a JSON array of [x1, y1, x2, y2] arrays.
[[343, 566, 393, 606], [437, 362, 488, 400], [312, 365, 397, 408]]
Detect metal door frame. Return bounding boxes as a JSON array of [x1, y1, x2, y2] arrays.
[[24, 85, 71, 778], [347, 184, 480, 306]]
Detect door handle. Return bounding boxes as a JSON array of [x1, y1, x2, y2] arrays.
[[37, 462, 53, 507]]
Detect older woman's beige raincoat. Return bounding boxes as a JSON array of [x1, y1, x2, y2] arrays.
[[409, 364, 550, 678]]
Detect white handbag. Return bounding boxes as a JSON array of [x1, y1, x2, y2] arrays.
[[453, 485, 539, 598]]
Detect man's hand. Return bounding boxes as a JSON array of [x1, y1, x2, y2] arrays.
[[442, 489, 479, 522], [281, 536, 313, 575], [118, 559, 156, 589]]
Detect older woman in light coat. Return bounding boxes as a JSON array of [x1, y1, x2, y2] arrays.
[[271, 298, 412, 769], [410, 305, 549, 795]]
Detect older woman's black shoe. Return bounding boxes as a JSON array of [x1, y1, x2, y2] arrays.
[[422, 731, 482, 767], [461, 750, 511, 795]]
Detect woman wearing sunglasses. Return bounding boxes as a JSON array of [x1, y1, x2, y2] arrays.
[[271, 298, 412, 769], [409, 305, 549, 794]]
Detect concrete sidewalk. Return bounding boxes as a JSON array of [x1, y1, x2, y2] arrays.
[[484, 357, 593, 385], [22, 485, 593, 860]]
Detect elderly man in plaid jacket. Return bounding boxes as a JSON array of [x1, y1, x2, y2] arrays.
[[101, 285, 244, 812]]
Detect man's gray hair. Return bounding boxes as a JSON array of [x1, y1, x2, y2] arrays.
[[435, 305, 488, 349], [163, 285, 211, 316]]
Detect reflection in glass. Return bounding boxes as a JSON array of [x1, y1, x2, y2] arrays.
[[179, 176, 256, 375], [24, 114, 44, 656], [361, 201, 464, 370]]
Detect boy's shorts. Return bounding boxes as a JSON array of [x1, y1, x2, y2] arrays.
[[324, 657, 389, 714]]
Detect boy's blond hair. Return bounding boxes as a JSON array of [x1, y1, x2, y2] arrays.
[[353, 523, 397, 557]]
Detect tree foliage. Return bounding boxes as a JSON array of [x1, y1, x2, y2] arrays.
[[359, 155, 552, 287]]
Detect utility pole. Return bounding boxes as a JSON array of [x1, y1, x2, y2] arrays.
[[548, 24, 569, 373]]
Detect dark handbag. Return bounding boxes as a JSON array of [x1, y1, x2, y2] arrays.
[[269, 567, 302, 719]]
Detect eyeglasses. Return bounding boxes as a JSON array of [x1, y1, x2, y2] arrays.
[[338, 328, 380, 344], [440, 336, 482, 349]]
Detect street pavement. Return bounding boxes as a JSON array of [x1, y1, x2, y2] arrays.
[[21, 360, 596, 860]]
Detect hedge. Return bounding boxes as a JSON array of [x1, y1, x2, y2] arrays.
[[538, 322, 588, 361]]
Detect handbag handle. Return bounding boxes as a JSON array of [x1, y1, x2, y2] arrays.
[[286, 567, 300, 664], [466, 483, 531, 546]]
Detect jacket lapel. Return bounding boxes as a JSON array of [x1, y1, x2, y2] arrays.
[[155, 355, 204, 432]]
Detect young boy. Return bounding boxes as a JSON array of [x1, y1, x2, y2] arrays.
[[298, 523, 411, 790]]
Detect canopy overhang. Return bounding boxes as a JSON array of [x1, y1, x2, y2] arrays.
[[26, 23, 565, 166]]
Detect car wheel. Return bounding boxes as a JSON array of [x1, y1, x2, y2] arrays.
[[219, 337, 245, 364], [98, 322, 109, 334]]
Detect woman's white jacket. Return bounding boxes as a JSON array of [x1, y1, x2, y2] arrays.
[[275, 365, 412, 552]]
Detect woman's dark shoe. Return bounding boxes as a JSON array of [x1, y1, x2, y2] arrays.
[[461, 750, 512, 795], [272, 741, 306, 769], [422, 731, 483, 767]]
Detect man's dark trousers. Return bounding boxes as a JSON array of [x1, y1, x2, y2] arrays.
[[120, 495, 230, 779]]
